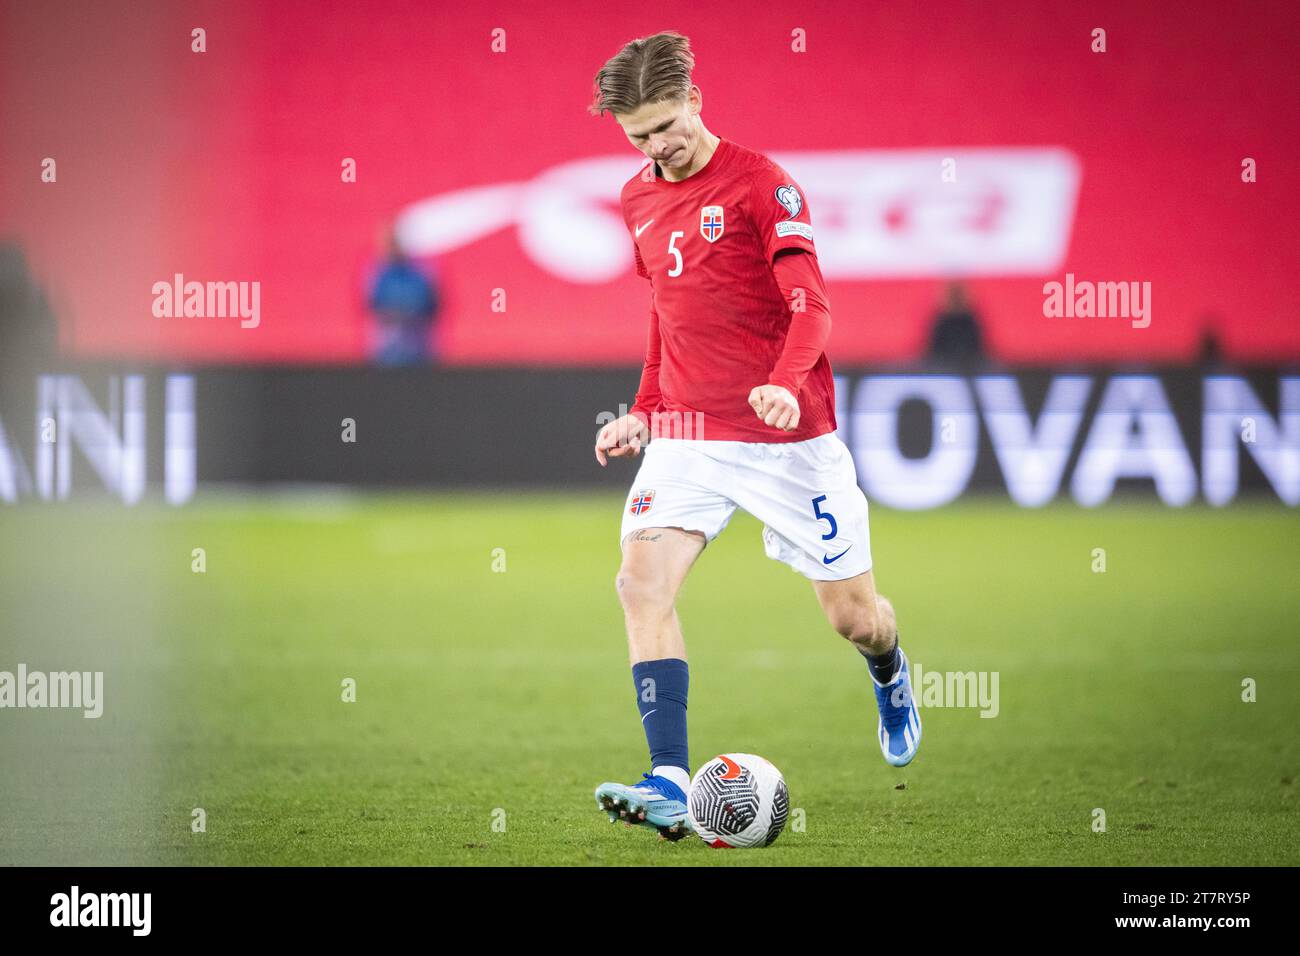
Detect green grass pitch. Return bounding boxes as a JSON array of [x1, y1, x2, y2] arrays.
[[2, 493, 1297, 865]]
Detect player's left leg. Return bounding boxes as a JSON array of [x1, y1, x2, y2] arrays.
[[725, 432, 921, 767], [813, 571, 921, 767]]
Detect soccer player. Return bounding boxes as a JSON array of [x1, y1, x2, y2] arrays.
[[588, 32, 921, 841]]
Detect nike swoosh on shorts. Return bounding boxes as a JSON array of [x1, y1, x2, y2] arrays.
[[823, 545, 853, 565]]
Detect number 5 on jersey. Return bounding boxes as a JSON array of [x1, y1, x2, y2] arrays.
[[666, 230, 685, 277]]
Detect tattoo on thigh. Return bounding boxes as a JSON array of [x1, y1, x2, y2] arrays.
[[630, 530, 663, 543]]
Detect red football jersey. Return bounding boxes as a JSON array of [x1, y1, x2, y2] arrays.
[[621, 136, 837, 443]]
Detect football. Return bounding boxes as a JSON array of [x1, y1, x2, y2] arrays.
[[688, 753, 790, 848]]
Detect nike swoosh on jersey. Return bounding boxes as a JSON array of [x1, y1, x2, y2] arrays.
[[823, 545, 853, 565], [634, 219, 654, 237]]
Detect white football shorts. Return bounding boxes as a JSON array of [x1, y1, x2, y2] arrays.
[[619, 432, 872, 581]]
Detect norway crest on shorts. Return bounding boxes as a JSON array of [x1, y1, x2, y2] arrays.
[[629, 489, 655, 516], [699, 205, 724, 243]]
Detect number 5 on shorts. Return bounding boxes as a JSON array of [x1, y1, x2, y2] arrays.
[[811, 495, 837, 540]]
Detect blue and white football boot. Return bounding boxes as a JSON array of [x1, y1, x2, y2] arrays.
[[594, 772, 693, 841], [872, 645, 922, 766]]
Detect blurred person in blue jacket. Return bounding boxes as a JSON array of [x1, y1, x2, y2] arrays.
[[368, 224, 439, 366]]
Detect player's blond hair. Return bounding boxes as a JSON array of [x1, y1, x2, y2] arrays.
[[588, 31, 695, 117]]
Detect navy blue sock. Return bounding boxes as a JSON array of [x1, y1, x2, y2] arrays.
[[864, 630, 900, 684], [631, 658, 689, 773]]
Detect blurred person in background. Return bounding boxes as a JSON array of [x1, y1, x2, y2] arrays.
[[1197, 316, 1227, 370], [366, 223, 440, 366], [926, 281, 985, 368], [0, 243, 58, 411]]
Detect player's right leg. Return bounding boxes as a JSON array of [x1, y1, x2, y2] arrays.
[[595, 525, 705, 839], [618, 526, 702, 664], [595, 439, 737, 840]]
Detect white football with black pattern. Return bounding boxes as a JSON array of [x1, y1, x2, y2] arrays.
[[688, 753, 789, 848]]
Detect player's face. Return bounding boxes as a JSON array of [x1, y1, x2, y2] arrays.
[[615, 92, 700, 171]]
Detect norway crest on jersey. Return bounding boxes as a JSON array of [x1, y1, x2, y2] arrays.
[[699, 205, 724, 243]]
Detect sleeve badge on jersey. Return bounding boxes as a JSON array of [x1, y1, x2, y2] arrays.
[[629, 489, 656, 516], [699, 206, 724, 243], [775, 220, 814, 240], [774, 184, 803, 219]]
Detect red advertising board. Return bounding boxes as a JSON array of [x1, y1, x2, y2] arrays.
[[2, 0, 1297, 365]]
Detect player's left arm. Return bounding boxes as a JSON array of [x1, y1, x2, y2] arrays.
[[752, 249, 832, 430], [744, 168, 830, 432]]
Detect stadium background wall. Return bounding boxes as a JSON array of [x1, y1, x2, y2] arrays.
[[2, 366, 1295, 506]]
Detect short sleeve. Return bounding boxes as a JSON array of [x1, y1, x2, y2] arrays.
[[748, 163, 817, 263]]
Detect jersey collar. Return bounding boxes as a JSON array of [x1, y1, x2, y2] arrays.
[[654, 136, 728, 185]]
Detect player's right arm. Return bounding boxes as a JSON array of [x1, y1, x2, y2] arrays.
[[595, 255, 660, 466]]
